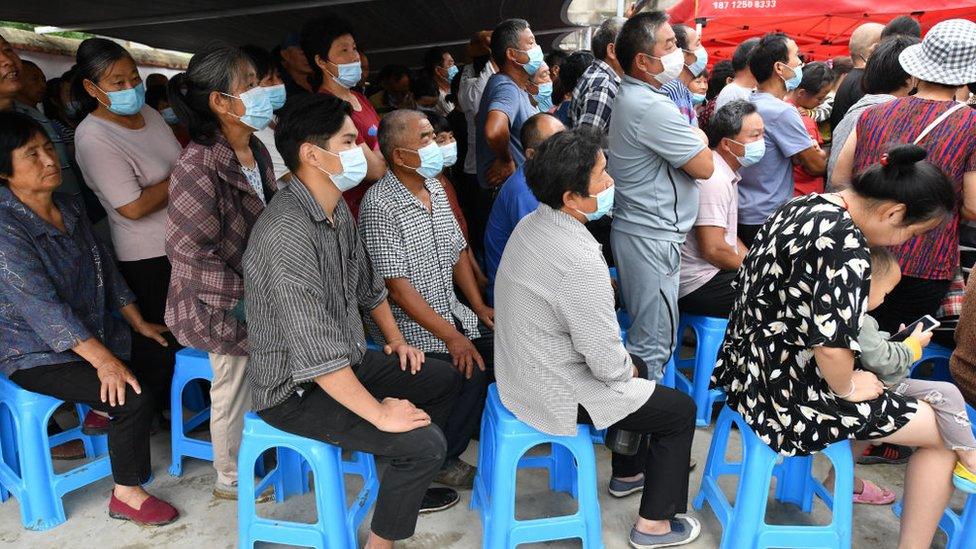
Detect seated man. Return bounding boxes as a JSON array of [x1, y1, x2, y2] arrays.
[[678, 100, 764, 319], [483, 112, 566, 303], [494, 127, 700, 549], [359, 109, 494, 488], [243, 95, 463, 547]]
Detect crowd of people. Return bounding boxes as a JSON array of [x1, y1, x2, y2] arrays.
[[3, 4, 976, 548]]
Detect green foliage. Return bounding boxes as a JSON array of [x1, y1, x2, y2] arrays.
[[0, 20, 93, 40]]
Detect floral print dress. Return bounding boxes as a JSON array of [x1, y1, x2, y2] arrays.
[[711, 194, 917, 456]]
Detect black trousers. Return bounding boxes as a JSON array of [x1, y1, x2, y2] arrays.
[[872, 275, 951, 334], [11, 361, 154, 486], [258, 350, 459, 541], [578, 356, 697, 521], [118, 256, 180, 413], [427, 327, 494, 462], [678, 270, 738, 319], [737, 223, 762, 248]]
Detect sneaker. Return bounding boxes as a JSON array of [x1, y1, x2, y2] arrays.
[[433, 459, 476, 489], [50, 439, 86, 460], [418, 486, 459, 513], [82, 410, 111, 436], [629, 516, 701, 548], [857, 443, 913, 465], [108, 493, 179, 526], [609, 475, 644, 498], [212, 480, 275, 503]]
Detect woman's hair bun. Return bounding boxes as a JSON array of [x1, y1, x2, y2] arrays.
[[884, 143, 928, 168]]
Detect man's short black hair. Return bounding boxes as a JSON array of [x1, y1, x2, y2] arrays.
[[731, 37, 760, 72], [592, 17, 626, 61], [545, 50, 569, 70], [274, 93, 352, 173], [519, 113, 559, 154], [881, 15, 922, 40], [491, 19, 530, 68], [525, 127, 605, 209], [615, 10, 670, 74], [707, 99, 757, 148], [749, 33, 791, 84], [672, 24, 692, 51], [797, 61, 835, 95], [862, 35, 919, 95]]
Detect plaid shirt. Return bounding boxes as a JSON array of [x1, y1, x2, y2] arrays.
[[570, 59, 620, 132], [165, 133, 275, 356], [358, 171, 482, 353]]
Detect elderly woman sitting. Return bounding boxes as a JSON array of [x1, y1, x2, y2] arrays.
[[0, 111, 177, 526]]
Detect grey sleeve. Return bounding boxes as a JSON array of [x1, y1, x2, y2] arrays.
[[857, 315, 914, 385]]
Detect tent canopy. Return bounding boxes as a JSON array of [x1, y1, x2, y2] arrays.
[[4, 0, 579, 72], [668, 0, 976, 62]]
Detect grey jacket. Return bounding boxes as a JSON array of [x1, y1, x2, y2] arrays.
[[857, 313, 916, 385]]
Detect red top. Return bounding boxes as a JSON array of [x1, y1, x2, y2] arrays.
[[320, 89, 381, 219], [790, 104, 824, 197], [854, 97, 976, 280]]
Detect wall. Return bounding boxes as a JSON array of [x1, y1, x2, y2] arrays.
[[15, 49, 185, 82]]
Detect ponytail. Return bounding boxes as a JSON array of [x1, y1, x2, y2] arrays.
[[851, 143, 956, 225]]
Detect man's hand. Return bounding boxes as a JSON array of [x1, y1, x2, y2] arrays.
[[486, 158, 516, 187], [373, 397, 431, 433], [134, 321, 170, 347], [473, 304, 495, 329], [446, 333, 486, 379], [385, 339, 426, 375], [96, 358, 142, 407]]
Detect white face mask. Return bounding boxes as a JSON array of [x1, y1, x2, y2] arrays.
[[645, 49, 684, 86]]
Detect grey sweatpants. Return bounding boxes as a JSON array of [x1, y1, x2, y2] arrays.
[[611, 230, 681, 381], [893, 379, 976, 451]]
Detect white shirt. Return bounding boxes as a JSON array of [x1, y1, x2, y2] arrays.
[[459, 62, 496, 175], [714, 82, 755, 112]]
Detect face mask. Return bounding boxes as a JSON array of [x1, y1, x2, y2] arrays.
[[729, 138, 766, 168], [691, 92, 706, 106], [161, 107, 179, 124], [316, 145, 368, 192], [646, 49, 684, 86], [330, 60, 363, 89], [265, 83, 286, 110], [96, 82, 145, 116], [515, 45, 545, 76], [576, 186, 615, 222], [686, 47, 708, 77], [440, 141, 458, 167], [535, 82, 554, 112], [446, 65, 459, 82], [65, 100, 82, 119], [222, 87, 273, 130], [401, 141, 444, 179], [779, 62, 804, 92]]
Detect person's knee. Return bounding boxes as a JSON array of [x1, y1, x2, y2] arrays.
[[399, 424, 448, 465], [669, 389, 697, 431], [918, 381, 965, 407], [114, 386, 155, 420]]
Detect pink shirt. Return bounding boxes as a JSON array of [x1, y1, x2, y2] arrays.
[[679, 151, 740, 298]]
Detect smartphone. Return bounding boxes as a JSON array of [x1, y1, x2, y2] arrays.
[[888, 315, 940, 342]]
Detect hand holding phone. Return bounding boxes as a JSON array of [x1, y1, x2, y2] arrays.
[[889, 315, 940, 343]]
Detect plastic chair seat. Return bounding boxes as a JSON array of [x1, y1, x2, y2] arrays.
[[169, 348, 214, 476], [237, 412, 378, 549], [471, 384, 604, 548], [694, 406, 854, 549], [908, 342, 954, 382], [674, 314, 728, 426], [0, 374, 110, 530]]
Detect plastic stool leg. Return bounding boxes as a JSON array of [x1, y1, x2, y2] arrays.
[[15, 408, 65, 530], [693, 323, 725, 426], [571, 439, 603, 548], [822, 441, 854, 549], [722, 439, 775, 549], [550, 443, 578, 497], [169, 375, 187, 477], [307, 444, 353, 549], [484, 437, 519, 549], [273, 447, 307, 501], [775, 455, 816, 512]]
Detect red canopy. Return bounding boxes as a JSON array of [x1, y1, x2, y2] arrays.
[[668, 0, 976, 62]]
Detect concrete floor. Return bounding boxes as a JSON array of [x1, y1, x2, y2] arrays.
[[0, 417, 969, 549]]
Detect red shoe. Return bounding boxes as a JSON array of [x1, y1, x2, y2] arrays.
[[109, 493, 179, 526], [82, 410, 111, 436]]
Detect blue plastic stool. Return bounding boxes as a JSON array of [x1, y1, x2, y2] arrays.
[[674, 314, 728, 426], [169, 348, 214, 476], [892, 404, 976, 549], [237, 412, 378, 549], [908, 342, 954, 382], [472, 384, 603, 548], [0, 375, 111, 530], [694, 406, 854, 549]]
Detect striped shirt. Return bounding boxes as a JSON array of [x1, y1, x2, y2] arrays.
[[853, 97, 976, 280], [242, 176, 388, 410]]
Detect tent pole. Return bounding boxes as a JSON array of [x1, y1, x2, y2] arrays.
[[616, 0, 626, 17]]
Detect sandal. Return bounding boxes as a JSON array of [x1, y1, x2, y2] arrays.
[[852, 479, 896, 505]]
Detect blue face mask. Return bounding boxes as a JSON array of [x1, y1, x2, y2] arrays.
[[780, 62, 804, 92], [97, 82, 145, 116], [440, 141, 458, 167], [222, 87, 273, 130], [576, 186, 615, 222], [330, 60, 362, 89], [686, 47, 708, 77], [446, 65, 459, 82], [265, 84, 286, 110], [730, 138, 766, 168], [161, 107, 179, 124], [401, 142, 444, 179], [516, 45, 545, 76], [535, 82, 554, 112], [317, 145, 368, 191], [691, 92, 706, 106]]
